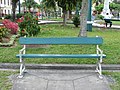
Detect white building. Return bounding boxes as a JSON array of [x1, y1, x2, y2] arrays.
[[0, 0, 12, 17]]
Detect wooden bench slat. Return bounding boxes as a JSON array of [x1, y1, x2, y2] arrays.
[[19, 37, 103, 45], [16, 54, 106, 58]]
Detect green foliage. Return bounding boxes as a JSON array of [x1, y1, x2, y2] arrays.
[[72, 15, 80, 27], [110, 3, 118, 10], [22, 0, 38, 12], [18, 13, 40, 37], [4, 14, 12, 19], [104, 72, 120, 90], [16, 13, 24, 19], [0, 71, 17, 90], [0, 28, 9, 42], [95, 4, 104, 14], [95, 3, 119, 14], [42, 0, 56, 10], [97, 14, 104, 20], [1, 25, 120, 64], [113, 3, 120, 11]]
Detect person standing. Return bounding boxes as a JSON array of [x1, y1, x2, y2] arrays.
[[104, 13, 112, 27], [91, 11, 97, 21]]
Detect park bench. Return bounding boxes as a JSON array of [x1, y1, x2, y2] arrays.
[[16, 37, 106, 79]]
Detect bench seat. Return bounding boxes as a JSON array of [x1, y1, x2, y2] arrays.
[[17, 37, 106, 79], [16, 54, 106, 58]]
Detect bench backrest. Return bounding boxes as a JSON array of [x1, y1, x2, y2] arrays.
[[19, 37, 103, 45]]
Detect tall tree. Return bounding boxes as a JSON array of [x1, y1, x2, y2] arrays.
[[42, 0, 56, 10], [41, 0, 81, 26], [57, 0, 68, 26], [42, 0, 56, 18], [22, 0, 38, 12], [11, 0, 19, 21], [78, 0, 88, 37]]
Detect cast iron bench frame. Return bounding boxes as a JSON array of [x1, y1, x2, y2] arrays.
[[16, 36, 106, 78]]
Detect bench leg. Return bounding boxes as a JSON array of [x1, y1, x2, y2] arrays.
[[96, 58, 103, 79], [18, 59, 26, 78]]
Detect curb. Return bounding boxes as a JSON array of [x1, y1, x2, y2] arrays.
[[0, 63, 120, 70]]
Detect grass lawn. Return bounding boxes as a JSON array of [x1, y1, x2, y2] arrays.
[[97, 20, 120, 25], [0, 24, 120, 64], [112, 21, 120, 25], [40, 17, 63, 21], [0, 70, 17, 90], [104, 72, 120, 90]]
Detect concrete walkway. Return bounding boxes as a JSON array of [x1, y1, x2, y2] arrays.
[[11, 70, 111, 90], [38, 20, 120, 29], [93, 20, 120, 29]]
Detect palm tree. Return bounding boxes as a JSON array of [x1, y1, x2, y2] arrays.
[[57, 0, 82, 26], [57, 0, 69, 26], [41, 0, 82, 26], [41, 0, 56, 18], [22, 0, 38, 12]]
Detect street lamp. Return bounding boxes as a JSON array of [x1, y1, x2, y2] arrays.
[[87, 0, 92, 32], [41, 2, 43, 20], [75, 2, 79, 15], [39, 0, 43, 20]]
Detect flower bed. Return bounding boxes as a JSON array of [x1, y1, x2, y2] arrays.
[[0, 35, 18, 47], [0, 19, 19, 47]]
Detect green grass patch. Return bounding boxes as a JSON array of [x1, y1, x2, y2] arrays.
[[112, 21, 120, 25], [104, 72, 120, 90], [0, 24, 120, 64], [40, 17, 63, 21], [97, 20, 120, 25], [0, 71, 16, 90]]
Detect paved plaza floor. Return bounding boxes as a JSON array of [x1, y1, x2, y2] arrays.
[[11, 70, 111, 90]]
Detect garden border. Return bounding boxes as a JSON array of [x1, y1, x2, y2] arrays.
[[0, 35, 18, 47]]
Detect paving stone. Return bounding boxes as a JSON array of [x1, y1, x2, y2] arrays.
[[11, 70, 111, 90], [12, 75, 48, 90], [47, 81, 74, 90]]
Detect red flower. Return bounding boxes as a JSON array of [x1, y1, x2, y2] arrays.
[[16, 18, 23, 23], [36, 18, 38, 20], [2, 19, 18, 34]]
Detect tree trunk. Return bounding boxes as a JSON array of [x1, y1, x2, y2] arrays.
[[69, 10, 72, 19], [12, 2, 17, 21], [63, 8, 67, 26], [78, 0, 88, 37], [0, 7, 2, 18], [67, 11, 69, 20]]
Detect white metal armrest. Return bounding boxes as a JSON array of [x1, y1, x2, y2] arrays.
[[19, 45, 26, 62], [19, 45, 26, 54], [18, 46, 26, 78], [19, 47, 25, 53], [97, 46, 103, 54], [97, 45, 103, 63]]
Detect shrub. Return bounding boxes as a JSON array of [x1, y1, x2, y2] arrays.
[[97, 15, 104, 20], [4, 14, 12, 19], [95, 4, 104, 14], [18, 13, 40, 37], [0, 27, 9, 42], [2, 19, 18, 34], [16, 13, 24, 19], [72, 15, 80, 27]]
